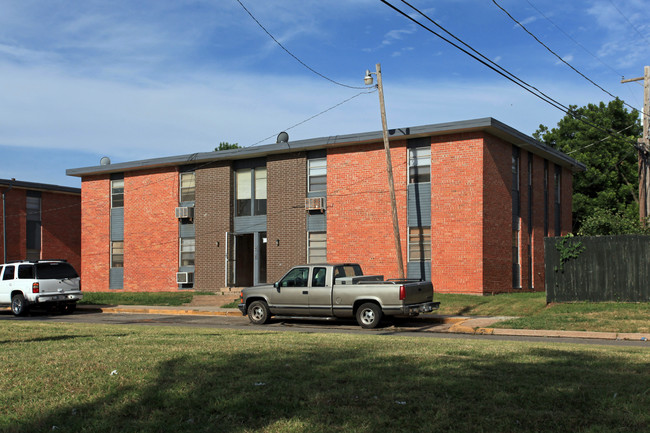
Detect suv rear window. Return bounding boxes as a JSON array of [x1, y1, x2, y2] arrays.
[[35, 263, 79, 280], [18, 265, 35, 279]]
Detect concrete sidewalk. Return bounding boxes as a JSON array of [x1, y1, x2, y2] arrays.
[[76, 304, 650, 342]]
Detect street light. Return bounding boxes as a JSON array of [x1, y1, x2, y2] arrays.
[[365, 63, 405, 279]]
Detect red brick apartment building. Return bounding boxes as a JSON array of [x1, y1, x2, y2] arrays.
[[0, 179, 81, 272], [66, 118, 584, 295]]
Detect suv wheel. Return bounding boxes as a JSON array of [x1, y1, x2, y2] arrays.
[[11, 294, 28, 316]]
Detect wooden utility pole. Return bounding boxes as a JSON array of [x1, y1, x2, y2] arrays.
[[621, 66, 650, 224], [367, 63, 406, 279]]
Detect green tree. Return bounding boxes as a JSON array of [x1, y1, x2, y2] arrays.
[[215, 142, 240, 151], [534, 99, 642, 233]]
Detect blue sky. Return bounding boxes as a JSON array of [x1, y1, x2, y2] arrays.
[[1, 0, 649, 187]]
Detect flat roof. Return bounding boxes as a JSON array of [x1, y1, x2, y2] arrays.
[[66, 117, 586, 177], [0, 178, 81, 195]]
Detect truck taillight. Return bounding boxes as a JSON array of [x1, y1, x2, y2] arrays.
[[32, 282, 40, 294], [240, 291, 243, 303], [399, 285, 406, 301]]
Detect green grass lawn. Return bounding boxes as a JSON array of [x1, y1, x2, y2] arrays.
[[1, 322, 648, 433], [79, 291, 209, 306]]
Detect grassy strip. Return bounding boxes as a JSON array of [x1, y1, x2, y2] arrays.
[[1, 322, 648, 433], [78, 292, 210, 306], [496, 301, 650, 333], [436, 292, 650, 333], [435, 292, 547, 317]]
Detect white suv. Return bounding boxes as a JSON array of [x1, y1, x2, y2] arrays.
[[0, 260, 82, 316]]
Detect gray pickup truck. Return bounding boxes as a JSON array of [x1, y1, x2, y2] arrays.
[[238, 263, 439, 328]]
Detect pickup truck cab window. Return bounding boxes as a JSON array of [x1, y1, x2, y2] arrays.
[[312, 267, 327, 287], [333, 264, 362, 279], [279, 267, 309, 287]]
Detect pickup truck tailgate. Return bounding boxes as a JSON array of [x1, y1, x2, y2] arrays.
[[402, 281, 433, 304]]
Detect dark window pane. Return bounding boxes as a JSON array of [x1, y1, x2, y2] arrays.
[[35, 263, 78, 279], [18, 265, 35, 279], [237, 199, 251, 217], [3, 266, 15, 280], [254, 199, 266, 216]]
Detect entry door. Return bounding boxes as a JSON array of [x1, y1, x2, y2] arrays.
[[235, 234, 254, 287]]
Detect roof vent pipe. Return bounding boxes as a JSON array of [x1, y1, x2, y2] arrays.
[[276, 132, 289, 144]]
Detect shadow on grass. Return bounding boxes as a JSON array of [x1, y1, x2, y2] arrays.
[[8, 342, 650, 433]]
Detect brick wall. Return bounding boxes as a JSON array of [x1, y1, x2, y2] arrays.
[[41, 191, 81, 272], [195, 162, 232, 290], [123, 168, 178, 291], [531, 155, 547, 290], [561, 167, 573, 235], [483, 135, 521, 294], [81, 175, 111, 291], [0, 187, 80, 270], [1, 188, 26, 261], [431, 133, 486, 294], [327, 140, 408, 280], [267, 153, 307, 282]]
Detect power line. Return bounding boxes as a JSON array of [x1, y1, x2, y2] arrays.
[[382, 0, 570, 113], [524, 0, 634, 82], [234, 0, 367, 90], [249, 88, 377, 146], [606, 0, 650, 45], [492, 0, 645, 117], [382, 0, 642, 152]]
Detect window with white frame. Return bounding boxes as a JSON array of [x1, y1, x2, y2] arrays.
[[308, 158, 327, 192], [180, 172, 196, 202], [236, 167, 267, 216], [180, 238, 195, 267], [308, 232, 327, 263], [111, 179, 124, 208], [408, 227, 431, 261], [111, 241, 124, 268], [409, 147, 431, 183]]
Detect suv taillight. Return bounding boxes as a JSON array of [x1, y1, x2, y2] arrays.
[[399, 285, 406, 301], [240, 291, 243, 303], [32, 282, 40, 294]]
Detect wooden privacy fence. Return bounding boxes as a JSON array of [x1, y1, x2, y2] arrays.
[[545, 235, 650, 303]]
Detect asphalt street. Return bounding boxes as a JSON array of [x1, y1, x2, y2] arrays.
[[1, 309, 647, 348]]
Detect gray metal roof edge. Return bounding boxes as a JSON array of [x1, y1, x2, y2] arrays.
[[0, 178, 81, 195], [66, 117, 585, 177]]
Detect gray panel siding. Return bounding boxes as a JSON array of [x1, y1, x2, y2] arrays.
[[234, 215, 267, 233], [307, 213, 326, 232], [109, 268, 124, 290], [111, 208, 124, 241], [408, 183, 431, 227], [179, 222, 195, 238], [407, 261, 431, 281]]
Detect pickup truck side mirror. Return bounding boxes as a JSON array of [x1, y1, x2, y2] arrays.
[[273, 281, 279, 289]]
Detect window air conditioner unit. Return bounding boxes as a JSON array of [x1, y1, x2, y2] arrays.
[[175, 206, 194, 219], [305, 197, 325, 211], [176, 272, 194, 284]]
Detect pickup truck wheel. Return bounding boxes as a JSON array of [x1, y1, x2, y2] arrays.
[[11, 294, 28, 316], [247, 300, 270, 325], [356, 302, 382, 329]]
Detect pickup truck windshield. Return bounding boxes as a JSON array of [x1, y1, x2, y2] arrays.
[[333, 265, 363, 278]]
